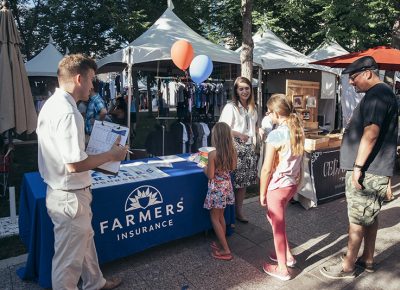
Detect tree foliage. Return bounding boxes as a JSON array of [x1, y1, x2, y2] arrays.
[[8, 0, 400, 61]]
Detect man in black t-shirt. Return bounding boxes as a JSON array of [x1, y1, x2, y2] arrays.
[[321, 56, 398, 279]]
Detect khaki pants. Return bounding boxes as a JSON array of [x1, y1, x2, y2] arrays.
[[46, 186, 106, 290]]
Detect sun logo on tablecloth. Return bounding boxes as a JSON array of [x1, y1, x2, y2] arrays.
[[125, 185, 163, 211]]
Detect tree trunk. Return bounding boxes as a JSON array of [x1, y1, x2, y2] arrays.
[[240, 0, 253, 80], [384, 19, 400, 86]]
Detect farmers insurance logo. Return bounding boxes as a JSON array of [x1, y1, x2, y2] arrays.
[[125, 185, 163, 211], [98, 185, 185, 241]]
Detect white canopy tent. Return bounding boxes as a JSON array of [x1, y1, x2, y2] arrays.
[[97, 6, 241, 74], [25, 36, 63, 77], [307, 39, 349, 60], [96, 45, 163, 74], [237, 28, 333, 72], [130, 7, 241, 65]]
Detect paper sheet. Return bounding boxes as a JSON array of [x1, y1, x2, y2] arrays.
[[146, 160, 173, 168], [86, 120, 129, 175], [158, 155, 186, 163], [91, 164, 169, 189]]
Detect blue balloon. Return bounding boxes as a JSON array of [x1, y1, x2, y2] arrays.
[[189, 55, 213, 84]]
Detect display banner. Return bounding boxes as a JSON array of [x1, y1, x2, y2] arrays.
[[310, 149, 346, 201]]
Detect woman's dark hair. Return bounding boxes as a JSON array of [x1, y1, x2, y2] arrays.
[[232, 76, 256, 113]]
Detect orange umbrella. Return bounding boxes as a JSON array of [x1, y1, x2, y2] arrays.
[[0, 1, 37, 135], [311, 46, 400, 71]]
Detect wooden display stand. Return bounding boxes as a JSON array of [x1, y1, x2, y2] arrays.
[[286, 80, 320, 131]]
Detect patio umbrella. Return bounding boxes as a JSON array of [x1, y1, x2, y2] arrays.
[[311, 46, 400, 71], [0, 1, 37, 135]]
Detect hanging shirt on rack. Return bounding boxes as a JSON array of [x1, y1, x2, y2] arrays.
[[199, 122, 210, 147], [162, 81, 170, 106], [214, 83, 225, 116], [195, 84, 202, 109], [180, 122, 188, 153], [184, 123, 194, 153], [192, 122, 205, 152], [188, 83, 194, 112], [168, 81, 178, 106], [109, 79, 116, 101], [201, 84, 208, 108]]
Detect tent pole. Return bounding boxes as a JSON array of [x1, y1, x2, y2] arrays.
[[126, 47, 132, 160]]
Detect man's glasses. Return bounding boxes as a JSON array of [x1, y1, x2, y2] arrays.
[[349, 71, 365, 81], [238, 86, 251, 92]]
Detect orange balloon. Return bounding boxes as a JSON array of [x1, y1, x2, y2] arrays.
[[171, 40, 194, 70]]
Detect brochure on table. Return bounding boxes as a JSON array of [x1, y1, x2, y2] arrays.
[[91, 164, 169, 189]]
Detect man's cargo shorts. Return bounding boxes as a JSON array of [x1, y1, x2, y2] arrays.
[[345, 171, 389, 226]]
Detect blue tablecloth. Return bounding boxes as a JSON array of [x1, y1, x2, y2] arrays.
[[17, 157, 235, 288]]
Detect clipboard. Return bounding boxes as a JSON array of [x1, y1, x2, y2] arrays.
[[86, 120, 129, 175]]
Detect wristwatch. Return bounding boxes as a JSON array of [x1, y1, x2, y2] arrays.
[[353, 163, 363, 170]]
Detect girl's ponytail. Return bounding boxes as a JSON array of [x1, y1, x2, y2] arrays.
[[267, 94, 305, 156], [287, 112, 305, 156]]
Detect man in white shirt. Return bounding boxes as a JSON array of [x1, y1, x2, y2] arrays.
[[37, 54, 126, 290]]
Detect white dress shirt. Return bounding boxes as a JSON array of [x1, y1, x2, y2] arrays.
[[37, 88, 91, 190], [219, 101, 258, 144]]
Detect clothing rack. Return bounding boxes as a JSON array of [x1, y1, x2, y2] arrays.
[[155, 76, 231, 83], [155, 76, 189, 81], [204, 78, 231, 82], [155, 117, 178, 120]]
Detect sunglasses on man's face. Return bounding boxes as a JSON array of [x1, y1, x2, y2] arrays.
[[349, 71, 365, 81]]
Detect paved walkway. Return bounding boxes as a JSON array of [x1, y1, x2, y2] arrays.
[[1, 174, 399, 290]]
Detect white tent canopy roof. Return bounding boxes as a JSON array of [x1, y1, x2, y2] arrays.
[[238, 28, 334, 73], [130, 8, 241, 64], [25, 36, 63, 77], [97, 7, 241, 73], [307, 39, 349, 60], [96, 45, 163, 74]]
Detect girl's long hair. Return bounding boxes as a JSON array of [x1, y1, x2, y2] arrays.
[[232, 76, 256, 114], [211, 122, 236, 171], [267, 94, 305, 156]]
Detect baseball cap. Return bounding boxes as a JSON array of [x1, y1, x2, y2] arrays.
[[342, 56, 378, 74]]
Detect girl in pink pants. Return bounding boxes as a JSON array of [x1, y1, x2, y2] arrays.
[[259, 94, 304, 281]]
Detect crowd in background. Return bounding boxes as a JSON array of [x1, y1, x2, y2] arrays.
[[77, 80, 135, 143]]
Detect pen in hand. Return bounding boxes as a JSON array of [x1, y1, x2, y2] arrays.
[[119, 144, 133, 155]]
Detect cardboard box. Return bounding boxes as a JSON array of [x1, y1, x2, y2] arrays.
[[304, 121, 318, 129], [326, 133, 343, 148], [304, 135, 329, 151]]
